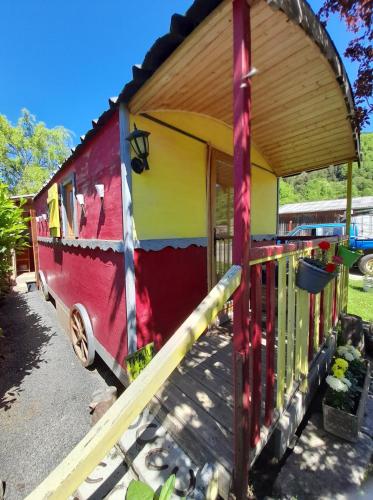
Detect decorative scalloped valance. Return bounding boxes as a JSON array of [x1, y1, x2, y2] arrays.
[[37, 237, 124, 253]]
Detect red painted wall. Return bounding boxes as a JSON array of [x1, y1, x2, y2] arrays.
[[34, 111, 122, 240], [34, 110, 128, 364], [34, 109, 208, 368], [38, 242, 127, 363], [135, 246, 207, 350]]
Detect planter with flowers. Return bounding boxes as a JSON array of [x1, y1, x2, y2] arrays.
[[296, 240, 341, 294], [323, 345, 370, 442]]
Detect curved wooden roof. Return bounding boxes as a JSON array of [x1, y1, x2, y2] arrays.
[[127, 0, 358, 176]]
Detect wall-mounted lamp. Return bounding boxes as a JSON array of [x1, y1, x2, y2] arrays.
[[95, 184, 105, 200], [76, 193, 85, 214], [125, 124, 150, 174]]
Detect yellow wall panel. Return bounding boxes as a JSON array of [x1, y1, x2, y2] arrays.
[[131, 114, 207, 240], [130, 112, 277, 240], [251, 167, 278, 235], [149, 111, 272, 171]]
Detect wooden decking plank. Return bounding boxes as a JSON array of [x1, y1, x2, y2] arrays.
[[170, 370, 233, 432], [181, 341, 233, 383], [176, 359, 234, 405], [155, 380, 234, 472]]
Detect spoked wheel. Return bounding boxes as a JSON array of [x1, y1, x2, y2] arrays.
[[70, 304, 95, 367]]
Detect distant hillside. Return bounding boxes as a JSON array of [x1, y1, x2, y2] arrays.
[[280, 133, 373, 205]]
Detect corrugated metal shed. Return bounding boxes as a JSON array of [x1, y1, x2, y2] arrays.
[[279, 196, 373, 214]]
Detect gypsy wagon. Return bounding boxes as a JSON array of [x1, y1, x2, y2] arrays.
[[31, 0, 359, 498]]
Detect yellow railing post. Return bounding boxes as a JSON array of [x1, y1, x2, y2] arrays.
[[345, 161, 353, 310]]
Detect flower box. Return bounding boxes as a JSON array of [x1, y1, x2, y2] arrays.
[[322, 360, 370, 442], [296, 258, 336, 294], [337, 245, 361, 268]]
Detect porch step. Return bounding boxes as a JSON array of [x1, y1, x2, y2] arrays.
[[74, 446, 137, 500], [73, 408, 216, 499], [118, 408, 218, 499]]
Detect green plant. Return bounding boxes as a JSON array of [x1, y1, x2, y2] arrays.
[[126, 342, 154, 382], [325, 347, 366, 414], [126, 474, 176, 500], [0, 184, 28, 294]]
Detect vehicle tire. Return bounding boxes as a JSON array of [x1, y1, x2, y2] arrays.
[[358, 254, 373, 275], [38, 270, 49, 300], [70, 304, 95, 367]]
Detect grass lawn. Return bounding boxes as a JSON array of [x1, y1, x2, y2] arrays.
[[348, 279, 373, 322]]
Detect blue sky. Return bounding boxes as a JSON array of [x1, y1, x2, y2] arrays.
[[0, 0, 369, 144]]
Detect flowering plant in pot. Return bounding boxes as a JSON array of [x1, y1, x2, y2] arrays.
[[323, 345, 370, 442], [296, 240, 342, 294]]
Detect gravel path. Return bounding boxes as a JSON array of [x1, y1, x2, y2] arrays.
[[0, 287, 118, 499]]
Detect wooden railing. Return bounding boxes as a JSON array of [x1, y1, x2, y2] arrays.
[[26, 266, 242, 500], [246, 236, 349, 449], [215, 234, 233, 281]]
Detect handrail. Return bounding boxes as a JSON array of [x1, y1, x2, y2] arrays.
[[26, 265, 242, 500], [249, 236, 348, 265]]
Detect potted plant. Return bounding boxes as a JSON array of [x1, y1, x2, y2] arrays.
[[296, 240, 341, 294], [337, 245, 361, 268], [323, 345, 370, 442]]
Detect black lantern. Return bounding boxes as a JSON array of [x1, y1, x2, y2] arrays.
[[125, 124, 151, 174]]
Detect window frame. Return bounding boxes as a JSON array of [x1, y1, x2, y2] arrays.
[[60, 173, 79, 239]]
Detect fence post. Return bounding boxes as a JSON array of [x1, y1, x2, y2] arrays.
[[232, 0, 252, 497]]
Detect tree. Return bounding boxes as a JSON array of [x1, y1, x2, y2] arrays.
[[319, 0, 372, 129], [279, 179, 300, 204], [0, 184, 28, 294], [280, 133, 372, 205], [0, 109, 72, 194]]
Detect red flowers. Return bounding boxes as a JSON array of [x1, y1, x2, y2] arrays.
[[318, 241, 331, 251], [325, 263, 337, 273]]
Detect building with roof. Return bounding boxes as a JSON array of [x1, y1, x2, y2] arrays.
[[279, 196, 373, 236]]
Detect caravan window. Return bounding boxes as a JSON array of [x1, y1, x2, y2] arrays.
[[61, 174, 77, 238]]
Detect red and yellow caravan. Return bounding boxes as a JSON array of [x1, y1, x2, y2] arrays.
[[32, 0, 359, 497]]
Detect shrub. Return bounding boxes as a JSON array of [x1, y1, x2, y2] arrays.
[[0, 184, 28, 295]]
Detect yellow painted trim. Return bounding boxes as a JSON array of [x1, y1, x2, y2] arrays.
[[286, 255, 296, 394], [276, 257, 287, 409], [26, 265, 242, 500], [314, 293, 320, 353]]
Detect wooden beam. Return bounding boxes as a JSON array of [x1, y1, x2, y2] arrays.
[[346, 161, 353, 239], [30, 208, 40, 287], [26, 265, 242, 500], [232, 0, 252, 497]]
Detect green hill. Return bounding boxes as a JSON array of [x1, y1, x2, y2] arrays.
[[280, 133, 373, 205]]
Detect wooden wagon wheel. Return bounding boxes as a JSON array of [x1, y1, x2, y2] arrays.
[[70, 304, 95, 367]]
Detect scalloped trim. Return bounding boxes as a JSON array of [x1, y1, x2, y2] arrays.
[[37, 236, 124, 253]]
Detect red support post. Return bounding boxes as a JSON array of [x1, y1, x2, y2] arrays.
[[250, 264, 262, 447], [232, 0, 252, 497], [265, 260, 275, 427]]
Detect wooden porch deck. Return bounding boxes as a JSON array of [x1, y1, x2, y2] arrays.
[[147, 322, 273, 497], [148, 324, 236, 495]]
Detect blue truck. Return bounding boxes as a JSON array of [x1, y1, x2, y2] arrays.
[[287, 223, 373, 275]]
